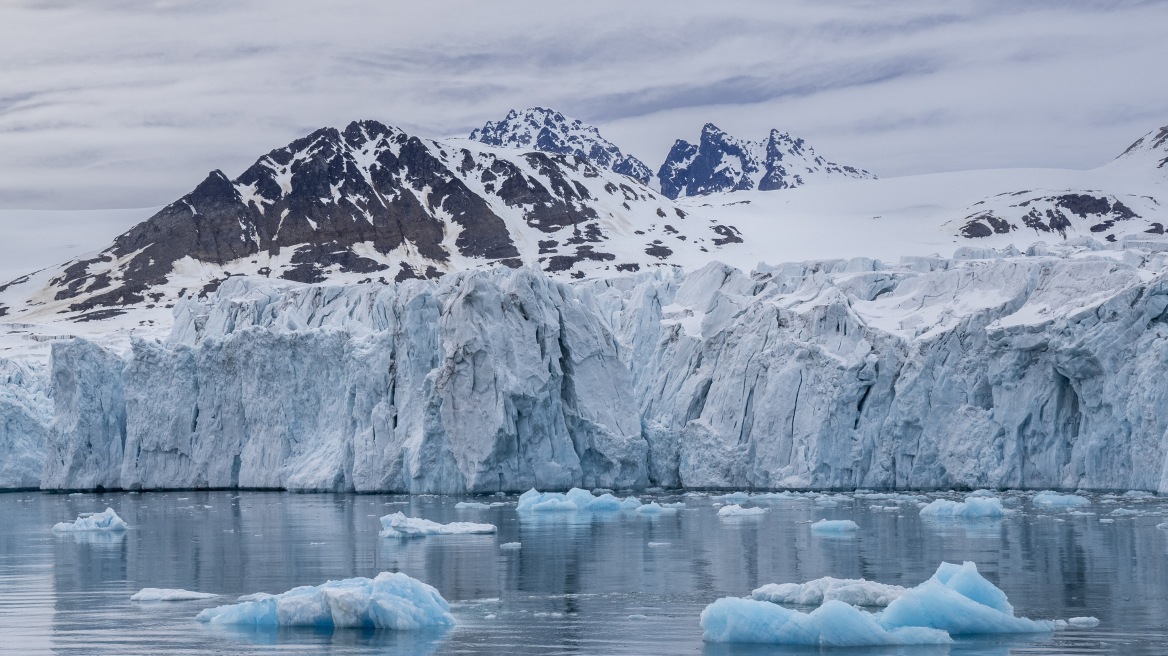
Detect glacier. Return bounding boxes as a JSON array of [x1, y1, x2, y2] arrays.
[[13, 236, 1168, 493]]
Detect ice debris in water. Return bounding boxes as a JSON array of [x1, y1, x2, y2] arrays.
[[499, 542, 521, 550], [517, 488, 643, 512], [919, 496, 1006, 519], [1032, 491, 1090, 507], [52, 507, 127, 532], [717, 504, 767, 517], [703, 562, 1063, 646], [1068, 616, 1101, 627], [378, 512, 496, 538], [635, 502, 678, 514], [131, 588, 218, 602], [454, 501, 508, 509], [753, 578, 907, 607], [810, 519, 859, 533], [196, 572, 453, 630]]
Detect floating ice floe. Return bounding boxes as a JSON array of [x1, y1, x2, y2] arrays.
[[919, 497, 1006, 519], [1032, 491, 1090, 507], [1068, 616, 1100, 627], [379, 513, 496, 538], [703, 561, 1062, 646], [717, 505, 767, 518], [752, 577, 906, 607], [517, 488, 642, 512], [635, 502, 678, 514], [499, 542, 521, 550], [810, 519, 859, 533], [196, 572, 453, 630], [131, 588, 218, 602], [52, 507, 127, 532], [454, 501, 507, 509]]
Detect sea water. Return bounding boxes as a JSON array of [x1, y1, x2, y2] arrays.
[[1, 490, 1165, 655]]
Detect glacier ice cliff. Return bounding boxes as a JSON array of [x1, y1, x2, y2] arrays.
[[22, 237, 1168, 492], [0, 357, 50, 488]]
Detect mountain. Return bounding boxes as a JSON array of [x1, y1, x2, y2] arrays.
[[470, 107, 653, 183], [657, 123, 874, 199], [0, 120, 741, 323], [948, 123, 1168, 244]]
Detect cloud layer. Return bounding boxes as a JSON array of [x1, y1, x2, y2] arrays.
[[1, 0, 1166, 209]]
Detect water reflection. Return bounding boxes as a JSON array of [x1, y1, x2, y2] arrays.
[[0, 491, 1165, 654]]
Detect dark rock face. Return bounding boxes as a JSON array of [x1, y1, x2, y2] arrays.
[[471, 107, 652, 184], [957, 193, 1144, 242], [656, 124, 873, 199]]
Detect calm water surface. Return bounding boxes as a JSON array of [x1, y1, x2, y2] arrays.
[[1, 490, 1165, 655]]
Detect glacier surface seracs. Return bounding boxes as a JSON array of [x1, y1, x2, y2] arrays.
[[18, 237, 1168, 493]]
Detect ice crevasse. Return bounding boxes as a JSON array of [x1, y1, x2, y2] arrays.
[[18, 247, 1168, 493], [701, 561, 1066, 646]]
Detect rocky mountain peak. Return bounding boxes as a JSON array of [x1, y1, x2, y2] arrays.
[[1115, 124, 1168, 170], [657, 124, 873, 199], [469, 107, 652, 183]]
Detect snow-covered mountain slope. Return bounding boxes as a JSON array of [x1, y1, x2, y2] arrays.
[[27, 237, 1168, 493], [0, 120, 740, 331], [657, 123, 874, 199], [470, 107, 652, 184]]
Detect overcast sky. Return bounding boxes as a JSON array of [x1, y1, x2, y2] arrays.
[[1, 0, 1166, 210]]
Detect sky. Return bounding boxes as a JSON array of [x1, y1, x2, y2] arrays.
[[1, 0, 1167, 210]]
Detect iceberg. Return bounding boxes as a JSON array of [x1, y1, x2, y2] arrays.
[[701, 598, 951, 646], [51, 507, 127, 532], [1032, 491, 1090, 507], [752, 577, 906, 607], [706, 561, 1060, 646], [195, 572, 454, 630], [919, 496, 1006, 519], [810, 519, 859, 533], [131, 588, 218, 602], [717, 504, 766, 517], [378, 513, 496, 538]]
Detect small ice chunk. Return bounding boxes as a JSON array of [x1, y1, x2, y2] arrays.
[[1156, 522, 1168, 530], [1032, 491, 1089, 507], [132, 588, 218, 602], [196, 572, 453, 629], [1110, 508, 1141, 516], [1068, 616, 1100, 627], [52, 508, 128, 532], [920, 497, 1005, 519], [455, 501, 491, 509], [811, 519, 859, 533], [499, 542, 521, 550], [1099, 518, 1115, 524], [647, 541, 671, 547], [701, 598, 951, 646], [517, 488, 642, 512], [378, 513, 496, 538], [635, 502, 678, 514], [1122, 491, 1154, 499], [628, 614, 650, 620], [753, 577, 906, 607], [717, 505, 767, 518], [713, 492, 753, 502]]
